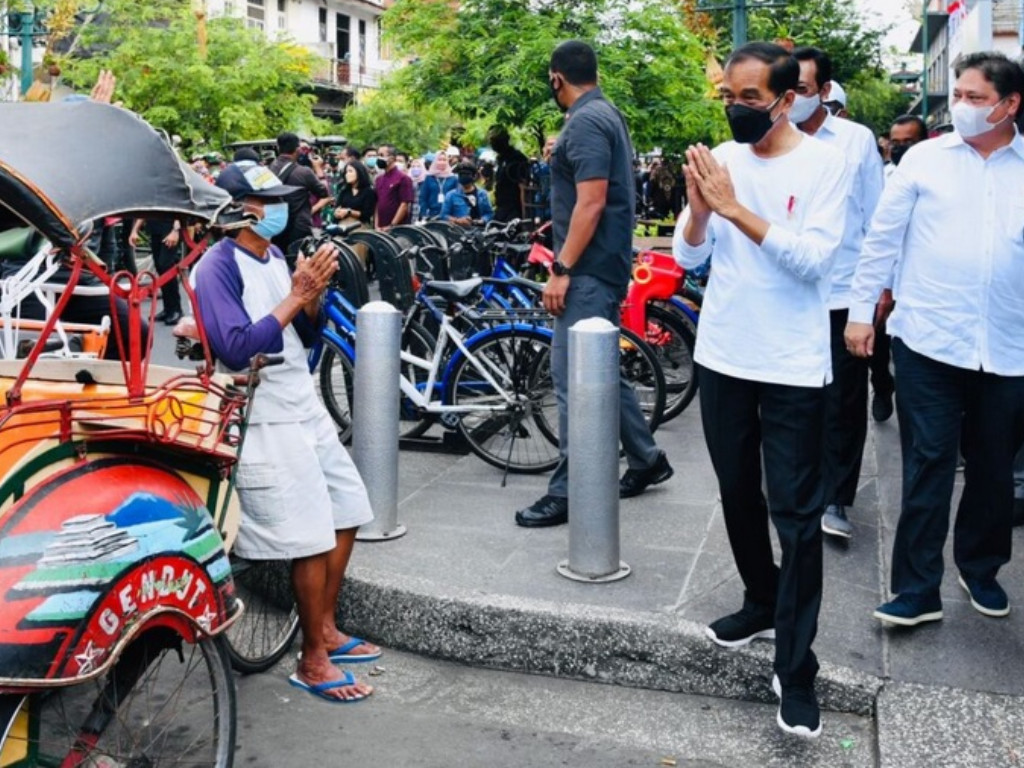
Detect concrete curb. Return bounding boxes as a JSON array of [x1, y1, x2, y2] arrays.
[[338, 567, 883, 716]]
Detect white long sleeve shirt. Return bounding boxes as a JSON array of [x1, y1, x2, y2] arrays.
[[808, 113, 884, 309], [674, 135, 850, 387], [849, 131, 1024, 376]]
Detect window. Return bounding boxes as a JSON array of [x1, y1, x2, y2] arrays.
[[246, 0, 264, 30], [276, 0, 286, 30], [336, 14, 350, 61], [319, 7, 327, 43]]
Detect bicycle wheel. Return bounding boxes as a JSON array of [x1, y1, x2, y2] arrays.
[[447, 326, 559, 473], [224, 556, 300, 675], [619, 325, 666, 432], [319, 325, 436, 442], [644, 304, 697, 422], [318, 337, 356, 443], [31, 627, 235, 767]]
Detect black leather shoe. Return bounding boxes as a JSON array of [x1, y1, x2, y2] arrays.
[[162, 310, 183, 326], [619, 450, 674, 498], [154, 309, 168, 322], [872, 391, 894, 422], [515, 495, 568, 528]]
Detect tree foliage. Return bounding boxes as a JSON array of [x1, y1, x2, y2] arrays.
[[59, 1, 329, 152], [382, 0, 727, 155], [340, 85, 454, 154], [845, 72, 913, 138]]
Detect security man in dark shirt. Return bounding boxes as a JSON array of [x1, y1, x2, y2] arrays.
[[515, 40, 673, 528]]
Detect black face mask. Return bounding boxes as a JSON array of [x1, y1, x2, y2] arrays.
[[725, 95, 783, 145], [376, 157, 388, 170], [549, 78, 567, 114], [458, 172, 476, 186], [889, 144, 911, 166]]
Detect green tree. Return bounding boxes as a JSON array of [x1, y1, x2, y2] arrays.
[[60, 1, 329, 152], [845, 72, 913, 138], [340, 85, 454, 153], [383, 0, 726, 155]]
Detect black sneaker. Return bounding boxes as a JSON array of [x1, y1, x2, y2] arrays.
[[958, 574, 1010, 618], [514, 495, 568, 528], [773, 676, 822, 739], [873, 592, 943, 626], [619, 450, 674, 498], [871, 391, 894, 422], [705, 602, 775, 648]]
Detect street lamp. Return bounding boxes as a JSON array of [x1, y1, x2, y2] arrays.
[[697, 0, 789, 49], [1, 4, 48, 97]]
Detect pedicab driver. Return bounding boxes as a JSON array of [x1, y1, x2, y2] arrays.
[[193, 161, 380, 703]]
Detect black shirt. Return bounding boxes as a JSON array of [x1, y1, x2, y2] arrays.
[[550, 88, 636, 289], [494, 147, 530, 220], [269, 155, 330, 249], [335, 186, 377, 227]]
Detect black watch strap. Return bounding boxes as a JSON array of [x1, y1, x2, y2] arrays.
[[552, 259, 571, 276]]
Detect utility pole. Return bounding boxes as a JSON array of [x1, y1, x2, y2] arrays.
[[697, 0, 787, 49], [1, 4, 47, 97], [921, 0, 930, 124]]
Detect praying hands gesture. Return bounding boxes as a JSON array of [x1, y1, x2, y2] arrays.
[[684, 144, 739, 220], [291, 243, 338, 310]]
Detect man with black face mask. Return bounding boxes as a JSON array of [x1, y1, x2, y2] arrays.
[[514, 40, 673, 529], [374, 144, 415, 229], [440, 161, 494, 226], [868, 115, 928, 422], [673, 41, 849, 739]]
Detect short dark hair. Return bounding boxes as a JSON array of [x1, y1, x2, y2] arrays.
[[890, 115, 928, 141], [725, 42, 800, 97], [277, 132, 300, 155], [550, 40, 598, 86], [792, 46, 833, 89], [232, 147, 260, 163], [378, 143, 397, 157], [954, 51, 1024, 101], [344, 146, 361, 160]]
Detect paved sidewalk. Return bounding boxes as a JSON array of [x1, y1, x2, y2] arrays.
[[337, 405, 1024, 765]]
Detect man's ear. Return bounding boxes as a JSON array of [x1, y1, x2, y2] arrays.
[[820, 81, 832, 102]]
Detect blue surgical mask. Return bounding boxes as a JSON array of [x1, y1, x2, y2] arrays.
[[251, 202, 288, 240]]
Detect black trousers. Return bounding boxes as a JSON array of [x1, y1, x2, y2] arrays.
[[869, 322, 894, 398], [822, 309, 869, 506], [698, 365, 825, 687], [148, 225, 182, 315], [891, 339, 1024, 595]]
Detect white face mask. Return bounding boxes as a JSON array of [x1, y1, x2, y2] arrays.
[[788, 93, 821, 125], [952, 99, 1008, 139]]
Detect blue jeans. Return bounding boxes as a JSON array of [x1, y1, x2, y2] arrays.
[[891, 338, 1024, 595], [547, 275, 659, 498]]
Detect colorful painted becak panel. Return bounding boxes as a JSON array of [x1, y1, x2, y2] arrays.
[[0, 456, 238, 684]]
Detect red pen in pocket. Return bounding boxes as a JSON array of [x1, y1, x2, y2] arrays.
[[787, 195, 797, 219]]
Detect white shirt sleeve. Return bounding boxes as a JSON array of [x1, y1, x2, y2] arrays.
[[673, 206, 714, 267], [849, 162, 918, 324], [759, 160, 850, 282]]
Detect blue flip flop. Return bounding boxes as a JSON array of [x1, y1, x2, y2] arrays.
[[287, 671, 369, 703], [327, 636, 382, 664]]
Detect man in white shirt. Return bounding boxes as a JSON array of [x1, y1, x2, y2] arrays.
[[674, 41, 849, 740], [846, 51, 1024, 627], [790, 47, 885, 540]]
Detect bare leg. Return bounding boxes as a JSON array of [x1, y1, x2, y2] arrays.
[[293, 551, 373, 700], [322, 528, 380, 658]]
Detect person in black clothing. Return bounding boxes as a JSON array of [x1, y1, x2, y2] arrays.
[[129, 217, 183, 324], [489, 126, 531, 223], [333, 160, 377, 227], [269, 132, 333, 253]]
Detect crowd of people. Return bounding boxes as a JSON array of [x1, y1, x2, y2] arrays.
[[12, 36, 1023, 742]]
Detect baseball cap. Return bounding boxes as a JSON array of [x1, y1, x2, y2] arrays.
[[215, 161, 300, 200], [827, 80, 847, 107]]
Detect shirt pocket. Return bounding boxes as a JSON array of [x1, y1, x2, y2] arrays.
[[235, 462, 282, 525]]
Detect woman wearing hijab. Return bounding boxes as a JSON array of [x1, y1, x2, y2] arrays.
[[418, 153, 459, 220]]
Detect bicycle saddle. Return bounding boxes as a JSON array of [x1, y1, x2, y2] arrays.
[[423, 277, 484, 303]]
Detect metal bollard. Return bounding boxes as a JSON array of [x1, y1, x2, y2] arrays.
[[557, 317, 631, 582], [353, 301, 406, 541]]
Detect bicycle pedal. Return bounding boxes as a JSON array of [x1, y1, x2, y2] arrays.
[[440, 412, 462, 430]]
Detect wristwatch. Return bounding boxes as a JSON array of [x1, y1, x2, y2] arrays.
[[551, 259, 571, 277]]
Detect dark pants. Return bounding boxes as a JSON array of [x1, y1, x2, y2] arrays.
[[548, 275, 659, 498], [822, 309, 869, 506], [890, 338, 1024, 596], [869, 322, 894, 398], [1015, 445, 1024, 502], [698, 365, 825, 687], [148, 225, 182, 315]]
